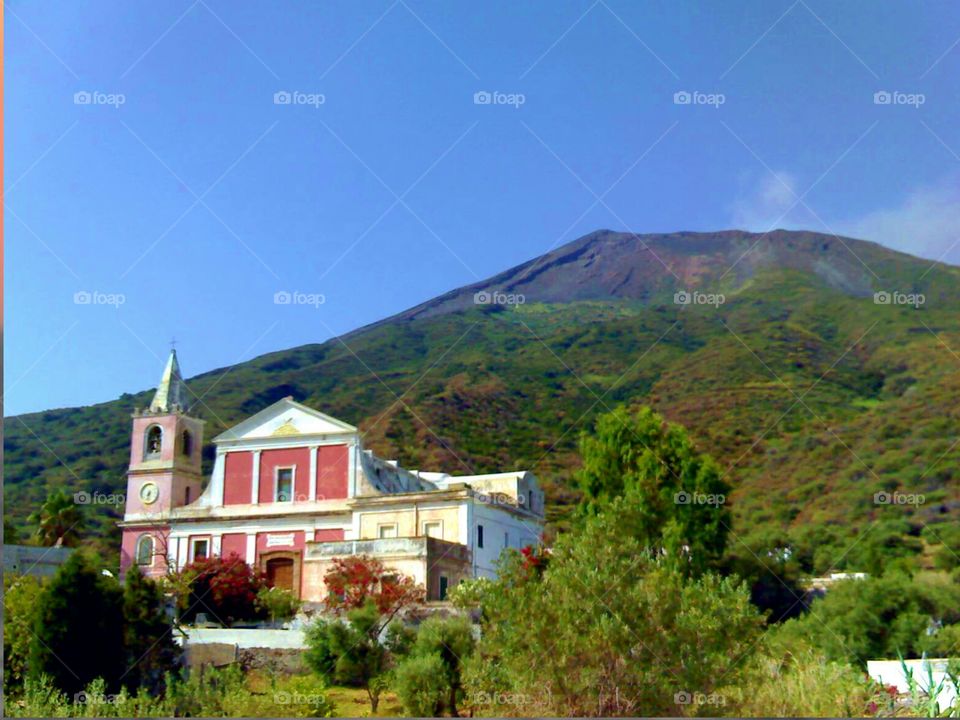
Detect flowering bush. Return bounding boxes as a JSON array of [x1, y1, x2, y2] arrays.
[[519, 545, 549, 575], [178, 555, 266, 627], [322, 555, 423, 617]]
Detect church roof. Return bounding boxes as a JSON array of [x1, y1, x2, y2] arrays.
[[212, 396, 357, 442], [150, 349, 188, 412]]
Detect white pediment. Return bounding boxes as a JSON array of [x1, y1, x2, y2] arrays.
[[213, 398, 357, 443]]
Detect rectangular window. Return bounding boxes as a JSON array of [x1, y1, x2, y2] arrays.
[[275, 467, 294, 502], [192, 539, 209, 561], [439, 575, 449, 601], [377, 523, 398, 539], [422, 521, 442, 539], [477, 524, 484, 549]]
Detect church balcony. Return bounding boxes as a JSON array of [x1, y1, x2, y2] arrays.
[[304, 535, 470, 564], [302, 536, 472, 602]]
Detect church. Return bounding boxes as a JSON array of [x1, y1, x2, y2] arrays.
[[119, 350, 545, 602]]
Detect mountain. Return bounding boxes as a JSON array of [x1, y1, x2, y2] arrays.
[[6, 229, 960, 570]]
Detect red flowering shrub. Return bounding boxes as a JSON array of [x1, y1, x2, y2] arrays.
[[520, 545, 549, 575], [323, 555, 423, 618], [179, 554, 267, 627]]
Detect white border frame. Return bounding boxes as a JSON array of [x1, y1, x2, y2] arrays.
[[135, 533, 155, 567], [421, 519, 443, 539], [190, 536, 211, 562], [274, 465, 297, 503], [376, 522, 398, 539]]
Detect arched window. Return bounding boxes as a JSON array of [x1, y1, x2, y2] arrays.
[[181, 429, 193, 457], [136, 535, 154, 566], [144, 426, 163, 459]]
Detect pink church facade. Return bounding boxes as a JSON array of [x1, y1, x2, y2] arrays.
[[119, 351, 545, 603]]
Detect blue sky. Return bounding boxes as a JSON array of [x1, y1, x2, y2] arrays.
[[6, 0, 960, 414]]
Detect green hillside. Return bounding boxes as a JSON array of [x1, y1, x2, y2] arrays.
[[5, 230, 959, 570]]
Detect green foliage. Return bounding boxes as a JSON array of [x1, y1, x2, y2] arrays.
[[725, 647, 892, 717], [384, 621, 417, 658], [27, 489, 85, 547], [446, 577, 493, 611], [773, 571, 960, 666], [897, 653, 960, 718], [465, 506, 764, 716], [3, 573, 44, 694], [256, 586, 302, 624], [305, 601, 389, 712], [396, 615, 475, 716], [121, 567, 180, 693], [29, 552, 124, 696], [576, 405, 731, 576], [7, 668, 335, 718], [722, 530, 808, 623], [393, 654, 447, 717]]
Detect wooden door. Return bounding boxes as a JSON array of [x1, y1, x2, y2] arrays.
[[266, 557, 294, 591]]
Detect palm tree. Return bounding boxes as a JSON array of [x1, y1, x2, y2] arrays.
[[28, 489, 85, 547]]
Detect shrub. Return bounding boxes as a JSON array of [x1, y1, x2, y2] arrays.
[[405, 615, 475, 716], [178, 555, 266, 626], [724, 648, 891, 717], [122, 567, 180, 693], [256, 586, 302, 624], [322, 555, 423, 619], [305, 601, 389, 712], [3, 573, 43, 695], [466, 507, 763, 716], [773, 570, 960, 665], [29, 553, 124, 695], [393, 653, 447, 717]]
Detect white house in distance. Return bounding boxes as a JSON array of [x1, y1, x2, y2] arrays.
[[119, 350, 545, 602]]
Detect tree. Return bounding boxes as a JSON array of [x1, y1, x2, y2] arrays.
[[576, 405, 730, 576], [305, 601, 390, 712], [395, 615, 476, 716], [772, 570, 960, 665], [307, 559, 423, 713], [3, 573, 43, 695], [29, 552, 124, 695], [723, 530, 807, 623], [27, 489, 85, 547], [464, 507, 763, 716], [177, 555, 266, 626], [323, 555, 424, 620], [256, 586, 302, 625], [393, 653, 448, 717], [122, 566, 180, 693]]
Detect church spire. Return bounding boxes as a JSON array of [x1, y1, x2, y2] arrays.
[[150, 349, 188, 413]]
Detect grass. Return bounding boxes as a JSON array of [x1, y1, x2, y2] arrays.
[[246, 671, 403, 717], [324, 686, 403, 717]]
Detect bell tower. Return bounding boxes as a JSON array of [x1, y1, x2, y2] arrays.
[[124, 349, 205, 517]]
